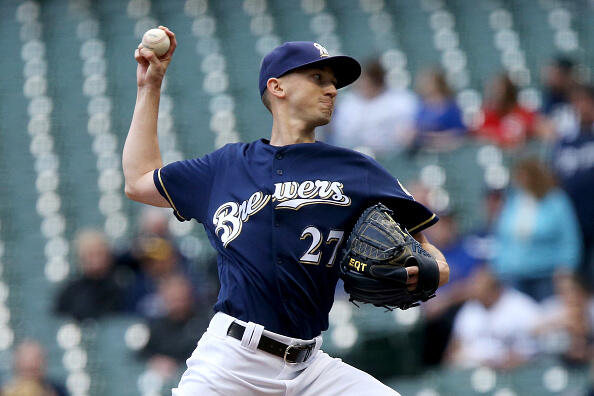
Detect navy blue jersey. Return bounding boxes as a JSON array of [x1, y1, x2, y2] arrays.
[[552, 130, 594, 243], [154, 139, 437, 339]]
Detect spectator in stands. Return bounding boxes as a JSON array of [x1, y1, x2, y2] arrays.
[[411, 68, 466, 151], [464, 187, 505, 264], [2, 340, 68, 396], [551, 83, 594, 289], [492, 157, 581, 301], [140, 274, 210, 379], [535, 272, 593, 365], [124, 235, 209, 318], [473, 73, 538, 148], [445, 267, 540, 369], [325, 58, 418, 153], [115, 206, 173, 275], [125, 236, 179, 317], [421, 210, 481, 366], [116, 208, 218, 313], [540, 56, 578, 140], [54, 229, 123, 321]]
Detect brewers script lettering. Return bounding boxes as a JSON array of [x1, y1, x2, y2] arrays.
[[213, 180, 351, 247]]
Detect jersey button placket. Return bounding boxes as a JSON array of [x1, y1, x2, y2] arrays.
[[275, 150, 283, 176], [272, 149, 289, 311]]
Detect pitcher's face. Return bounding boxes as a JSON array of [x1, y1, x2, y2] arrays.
[[280, 66, 338, 127]]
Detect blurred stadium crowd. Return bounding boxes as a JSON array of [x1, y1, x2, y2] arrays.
[[1, 0, 594, 395]]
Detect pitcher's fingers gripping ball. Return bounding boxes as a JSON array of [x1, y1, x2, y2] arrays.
[[141, 27, 170, 57], [340, 203, 440, 310]]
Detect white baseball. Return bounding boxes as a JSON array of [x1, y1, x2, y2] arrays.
[[141, 28, 170, 57]]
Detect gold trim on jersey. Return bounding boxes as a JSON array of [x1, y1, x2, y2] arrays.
[[275, 199, 351, 211], [299, 225, 323, 265], [408, 213, 436, 234], [157, 168, 188, 221]]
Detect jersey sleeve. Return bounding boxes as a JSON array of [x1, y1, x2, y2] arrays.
[[153, 150, 222, 223], [366, 159, 438, 233]]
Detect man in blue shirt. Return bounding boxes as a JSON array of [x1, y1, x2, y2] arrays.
[[123, 26, 449, 396], [552, 84, 594, 287]]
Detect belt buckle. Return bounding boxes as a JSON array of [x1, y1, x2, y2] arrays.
[[283, 343, 313, 365]]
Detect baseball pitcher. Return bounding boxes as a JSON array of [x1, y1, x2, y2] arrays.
[[123, 26, 450, 396]]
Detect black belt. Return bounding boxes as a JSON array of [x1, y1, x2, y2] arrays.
[[226, 322, 316, 364]]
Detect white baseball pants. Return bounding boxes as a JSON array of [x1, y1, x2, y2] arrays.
[[171, 312, 399, 396]]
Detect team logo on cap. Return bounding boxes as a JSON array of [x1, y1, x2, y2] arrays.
[[313, 43, 329, 57]]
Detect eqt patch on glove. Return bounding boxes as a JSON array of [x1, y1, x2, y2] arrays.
[[340, 203, 440, 310]]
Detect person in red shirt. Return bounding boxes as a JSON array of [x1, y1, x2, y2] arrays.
[[474, 73, 537, 148]]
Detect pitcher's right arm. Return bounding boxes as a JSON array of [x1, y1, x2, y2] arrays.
[[123, 26, 177, 207]]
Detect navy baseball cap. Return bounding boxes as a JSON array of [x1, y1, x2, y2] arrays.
[[259, 41, 361, 97]]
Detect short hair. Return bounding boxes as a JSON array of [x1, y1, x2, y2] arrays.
[[261, 90, 272, 113], [362, 58, 385, 88], [552, 56, 575, 73]]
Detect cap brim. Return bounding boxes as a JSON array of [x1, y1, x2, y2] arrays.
[[285, 55, 362, 89]]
